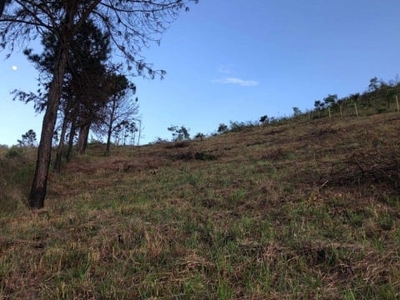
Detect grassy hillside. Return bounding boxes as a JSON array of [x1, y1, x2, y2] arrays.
[[1, 112, 400, 299]]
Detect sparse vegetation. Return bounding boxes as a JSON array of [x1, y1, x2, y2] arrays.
[[168, 125, 191, 141], [1, 111, 400, 299], [194, 132, 205, 141], [17, 129, 37, 147], [292, 107, 302, 117], [229, 120, 257, 132], [217, 123, 229, 134]]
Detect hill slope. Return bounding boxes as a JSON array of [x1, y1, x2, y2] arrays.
[[1, 112, 400, 299]]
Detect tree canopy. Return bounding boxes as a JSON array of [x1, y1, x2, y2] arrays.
[[1, 0, 198, 76]]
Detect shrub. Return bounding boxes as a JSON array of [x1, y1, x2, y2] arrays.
[[0, 145, 9, 158], [217, 123, 228, 134], [229, 121, 257, 132], [0, 156, 33, 215], [152, 137, 168, 144], [376, 107, 388, 114], [6, 147, 23, 159], [165, 141, 190, 149], [259, 115, 269, 124], [194, 133, 205, 141]]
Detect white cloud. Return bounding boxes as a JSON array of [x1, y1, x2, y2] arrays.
[[213, 77, 259, 87]]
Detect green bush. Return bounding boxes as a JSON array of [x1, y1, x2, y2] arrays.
[[229, 121, 257, 132], [0, 157, 32, 215], [6, 147, 23, 159], [376, 107, 388, 114]]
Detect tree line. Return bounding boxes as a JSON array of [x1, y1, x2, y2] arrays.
[[13, 20, 140, 173], [0, 0, 198, 208], [310, 76, 400, 119]]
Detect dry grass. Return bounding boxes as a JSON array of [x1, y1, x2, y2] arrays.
[[1, 112, 400, 299]]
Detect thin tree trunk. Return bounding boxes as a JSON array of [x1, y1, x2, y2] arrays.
[[136, 118, 142, 146], [106, 122, 113, 154], [105, 99, 117, 154], [66, 122, 76, 162], [54, 116, 69, 173], [29, 48, 68, 208], [77, 123, 90, 155]]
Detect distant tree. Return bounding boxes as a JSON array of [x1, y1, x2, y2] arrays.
[[112, 120, 137, 146], [153, 137, 168, 144], [17, 129, 37, 147], [259, 115, 269, 124], [367, 77, 381, 107], [323, 94, 337, 118], [337, 98, 346, 118], [1, 0, 198, 209], [349, 93, 360, 117], [368, 77, 380, 92], [94, 73, 138, 154], [381, 82, 397, 109], [217, 123, 229, 133], [292, 107, 302, 117], [229, 120, 255, 132], [168, 125, 190, 141], [314, 100, 324, 118], [323, 94, 337, 107], [135, 116, 144, 146], [195, 132, 205, 141]]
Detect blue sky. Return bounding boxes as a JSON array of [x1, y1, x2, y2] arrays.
[[1, 0, 400, 146]]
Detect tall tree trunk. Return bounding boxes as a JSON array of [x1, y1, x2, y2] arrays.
[[77, 123, 90, 155], [29, 48, 68, 208], [54, 116, 69, 173], [66, 122, 76, 163], [105, 122, 113, 154], [137, 118, 142, 146], [105, 99, 117, 154]]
